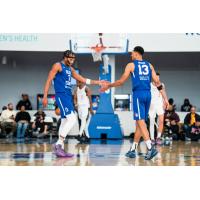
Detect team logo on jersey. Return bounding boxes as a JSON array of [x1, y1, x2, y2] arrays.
[[66, 70, 71, 75], [65, 107, 69, 113]]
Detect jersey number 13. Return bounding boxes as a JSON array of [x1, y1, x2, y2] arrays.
[[138, 64, 149, 75]]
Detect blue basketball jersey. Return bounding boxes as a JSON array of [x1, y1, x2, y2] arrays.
[[131, 60, 152, 91], [53, 62, 72, 95]]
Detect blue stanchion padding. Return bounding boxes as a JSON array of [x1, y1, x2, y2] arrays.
[[89, 113, 123, 139], [88, 64, 123, 139]]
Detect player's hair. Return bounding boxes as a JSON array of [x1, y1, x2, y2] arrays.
[[63, 50, 75, 58], [133, 46, 144, 55]]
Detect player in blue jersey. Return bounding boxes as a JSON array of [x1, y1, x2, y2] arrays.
[[101, 46, 169, 160], [43, 50, 105, 157]]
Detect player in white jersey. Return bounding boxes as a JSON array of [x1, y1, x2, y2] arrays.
[[149, 72, 167, 145], [74, 81, 94, 143]]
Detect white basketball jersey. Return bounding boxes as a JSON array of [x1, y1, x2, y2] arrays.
[[77, 86, 90, 107], [150, 83, 163, 104]]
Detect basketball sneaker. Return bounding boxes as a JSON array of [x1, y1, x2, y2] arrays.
[[52, 144, 74, 158], [144, 145, 158, 160], [125, 149, 136, 158], [156, 138, 164, 145], [151, 139, 156, 145]]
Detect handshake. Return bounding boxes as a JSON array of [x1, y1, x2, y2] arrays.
[[99, 80, 111, 92]]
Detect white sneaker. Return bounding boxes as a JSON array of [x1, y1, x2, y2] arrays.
[[185, 137, 191, 141]]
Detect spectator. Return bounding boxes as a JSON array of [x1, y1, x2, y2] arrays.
[[16, 94, 32, 110], [183, 106, 200, 141], [168, 98, 176, 110], [0, 103, 16, 137], [32, 110, 48, 137], [181, 98, 193, 112], [164, 105, 180, 140], [34, 109, 46, 119], [15, 106, 31, 138], [0, 106, 7, 134]]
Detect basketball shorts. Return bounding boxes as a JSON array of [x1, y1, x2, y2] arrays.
[[132, 90, 151, 121], [55, 93, 74, 118], [149, 100, 164, 118], [78, 105, 89, 119]]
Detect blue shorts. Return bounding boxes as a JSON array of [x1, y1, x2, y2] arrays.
[[55, 93, 74, 118], [132, 90, 151, 121]]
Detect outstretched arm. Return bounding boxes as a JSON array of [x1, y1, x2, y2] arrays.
[[43, 63, 61, 107], [71, 67, 101, 85]]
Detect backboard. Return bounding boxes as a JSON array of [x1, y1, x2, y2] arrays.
[[69, 33, 129, 54]]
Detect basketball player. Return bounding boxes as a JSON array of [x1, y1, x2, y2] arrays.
[[149, 72, 167, 145], [43, 50, 105, 157], [74, 80, 94, 143], [101, 46, 169, 160]]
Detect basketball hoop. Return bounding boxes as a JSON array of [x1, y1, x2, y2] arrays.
[[91, 44, 106, 62]]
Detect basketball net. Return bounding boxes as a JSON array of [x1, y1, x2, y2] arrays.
[[91, 45, 106, 62]]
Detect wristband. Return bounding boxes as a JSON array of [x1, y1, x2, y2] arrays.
[[86, 79, 91, 85]]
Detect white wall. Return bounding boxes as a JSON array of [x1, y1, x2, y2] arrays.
[[1, 33, 200, 52]]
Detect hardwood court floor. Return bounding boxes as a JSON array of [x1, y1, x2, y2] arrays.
[[0, 138, 199, 166]]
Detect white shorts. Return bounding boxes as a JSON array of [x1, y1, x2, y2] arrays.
[[149, 101, 164, 118], [78, 106, 89, 119]]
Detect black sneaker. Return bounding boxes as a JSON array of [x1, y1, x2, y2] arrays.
[[80, 136, 90, 144], [75, 135, 82, 142], [144, 145, 158, 160]]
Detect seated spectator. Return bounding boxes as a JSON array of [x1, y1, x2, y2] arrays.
[[183, 106, 200, 141], [32, 110, 48, 137], [0, 103, 16, 138], [181, 98, 193, 112], [16, 94, 32, 110], [164, 105, 180, 140], [168, 98, 176, 110], [15, 106, 31, 138], [34, 109, 46, 119], [0, 106, 7, 134]]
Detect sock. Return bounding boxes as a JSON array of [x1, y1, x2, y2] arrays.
[[145, 140, 152, 150], [56, 137, 64, 149], [157, 132, 162, 138], [130, 142, 138, 151]]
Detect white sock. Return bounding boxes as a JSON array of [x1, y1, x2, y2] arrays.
[[130, 142, 138, 151], [56, 112, 77, 148], [79, 118, 87, 136], [56, 138, 64, 149], [149, 117, 155, 140], [157, 132, 162, 138], [145, 140, 152, 150]]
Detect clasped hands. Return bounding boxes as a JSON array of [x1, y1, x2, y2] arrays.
[[99, 80, 111, 92]]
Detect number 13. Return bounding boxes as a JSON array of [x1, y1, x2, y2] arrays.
[[138, 64, 149, 75]]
